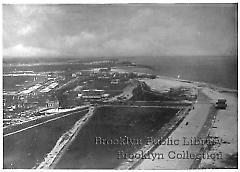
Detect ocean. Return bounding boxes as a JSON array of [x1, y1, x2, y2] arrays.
[[129, 56, 238, 90]]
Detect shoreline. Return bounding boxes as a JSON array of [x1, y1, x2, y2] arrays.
[[113, 65, 237, 93], [156, 74, 237, 93], [37, 107, 95, 169], [117, 108, 192, 170], [114, 66, 237, 169]]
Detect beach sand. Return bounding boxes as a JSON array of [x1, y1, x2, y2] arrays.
[[134, 77, 237, 169], [198, 88, 238, 168]]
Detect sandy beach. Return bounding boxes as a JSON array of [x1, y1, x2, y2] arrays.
[[198, 88, 238, 168], [134, 77, 237, 169]]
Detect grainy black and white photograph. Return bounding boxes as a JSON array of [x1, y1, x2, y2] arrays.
[[2, 3, 238, 169]]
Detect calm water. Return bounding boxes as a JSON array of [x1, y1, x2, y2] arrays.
[[55, 107, 178, 169], [130, 56, 237, 89], [4, 110, 86, 169]]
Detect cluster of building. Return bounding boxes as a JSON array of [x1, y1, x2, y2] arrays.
[[58, 66, 158, 106], [78, 89, 109, 100], [3, 61, 158, 126], [3, 72, 64, 124]]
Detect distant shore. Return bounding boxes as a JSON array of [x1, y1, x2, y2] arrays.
[[113, 65, 237, 93]]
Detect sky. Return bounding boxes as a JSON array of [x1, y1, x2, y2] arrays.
[[3, 4, 237, 58]]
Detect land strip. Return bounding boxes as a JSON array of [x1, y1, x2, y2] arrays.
[[37, 107, 95, 169], [134, 89, 214, 169]]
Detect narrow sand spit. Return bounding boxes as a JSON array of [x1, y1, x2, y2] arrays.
[[36, 106, 95, 169], [134, 77, 237, 169]]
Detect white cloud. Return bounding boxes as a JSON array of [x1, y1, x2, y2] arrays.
[[18, 25, 34, 35], [3, 44, 59, 57], [64, 32, 96, 47], [3, 4, 237, 57]]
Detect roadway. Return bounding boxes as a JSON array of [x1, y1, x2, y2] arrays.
[[134, 89, 215, 169]]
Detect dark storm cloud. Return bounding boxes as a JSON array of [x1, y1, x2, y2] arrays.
[[3, 4, 237, 57]]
